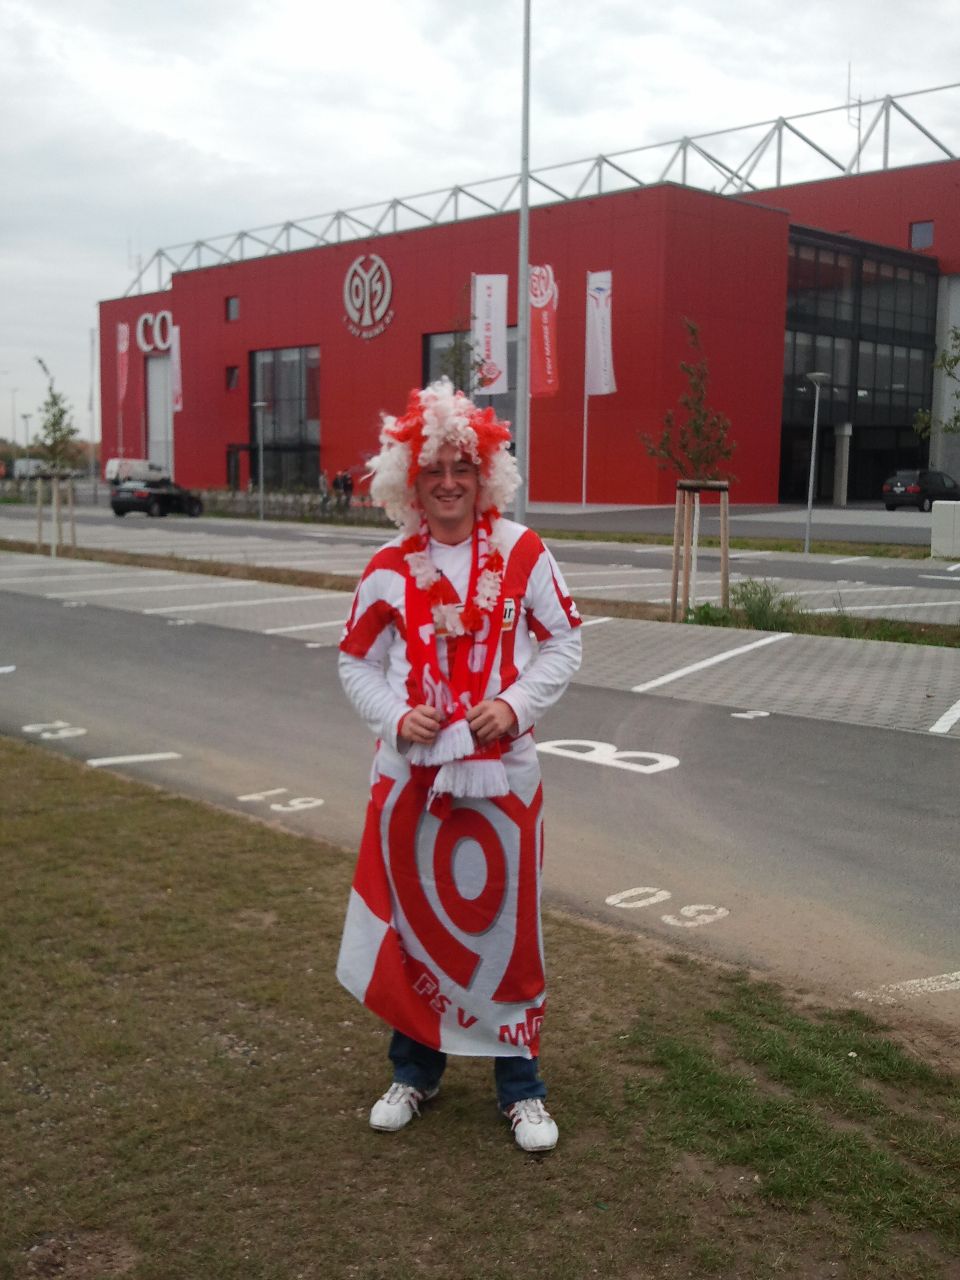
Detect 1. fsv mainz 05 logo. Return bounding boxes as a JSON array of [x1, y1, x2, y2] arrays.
[[343, 254, 394, 339], [528, 264, 558, 309]]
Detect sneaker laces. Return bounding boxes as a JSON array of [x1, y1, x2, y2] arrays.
[[382, 1082, 425, 1113], [508, 1098, 550, 1129]]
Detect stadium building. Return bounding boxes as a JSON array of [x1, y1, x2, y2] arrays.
[[98, 87, 960, 506]]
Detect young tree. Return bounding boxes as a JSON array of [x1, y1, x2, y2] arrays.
[[434, 283, 486, 393], [642, 318, 736, 480], [436, 329, 482, 392], [913, 325, 960, 440], [34, 357, 82, 473]]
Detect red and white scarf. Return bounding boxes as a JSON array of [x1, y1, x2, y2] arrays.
[[402, 511, 511, 797]]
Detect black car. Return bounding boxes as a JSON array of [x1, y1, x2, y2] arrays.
[[111, 479, 204, 518], [881, 469, 960, 512]]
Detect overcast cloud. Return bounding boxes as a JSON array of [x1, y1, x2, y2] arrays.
[[1, 0, 958, 445]]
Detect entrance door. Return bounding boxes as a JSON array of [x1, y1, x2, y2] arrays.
[[146, 355, 174, 477]]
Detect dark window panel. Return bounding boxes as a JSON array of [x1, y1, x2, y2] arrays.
[[910, 220, 934, 250]]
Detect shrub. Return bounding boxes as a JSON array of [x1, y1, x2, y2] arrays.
[[730, 579, 802, 631], [687, 601, 734, 627]]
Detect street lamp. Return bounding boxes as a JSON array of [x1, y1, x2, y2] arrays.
[[21, 413, 32, 454], [803, 371, 830, 555], [513, 0, 532, 525], [252, 400, 268, 520]]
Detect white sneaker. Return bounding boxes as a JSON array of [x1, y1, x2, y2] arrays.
[[369, 1082, 439, 1132], [504, 1098, 558, 1152]]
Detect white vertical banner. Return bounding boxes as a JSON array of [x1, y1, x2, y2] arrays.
[[582, 270, 616, 504], [585, 270, 616, 395], [116, 322, 129, 460], [170, 324, 183, 413], [470, 274, 509, 395], [116, 323, 130, 405]]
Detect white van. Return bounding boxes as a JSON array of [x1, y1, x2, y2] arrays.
[[13, 458, 45, 479], [104, 457, 169, 485]]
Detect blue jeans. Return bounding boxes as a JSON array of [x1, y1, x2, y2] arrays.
[[388, 1031, 547, 1109]]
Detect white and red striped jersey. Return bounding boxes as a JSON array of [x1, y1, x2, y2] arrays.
[[339, 518, 581, 747]]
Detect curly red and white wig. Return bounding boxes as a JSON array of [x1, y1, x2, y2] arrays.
[[368, 378, 521, 534]]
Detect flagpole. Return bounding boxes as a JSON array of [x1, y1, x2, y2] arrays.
[[513, 0, 531, 526], [581, 271, 589, 505]]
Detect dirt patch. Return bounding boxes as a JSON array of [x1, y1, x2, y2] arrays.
[[20, 1232, 138, 1279], [229, 908, 279, 930]]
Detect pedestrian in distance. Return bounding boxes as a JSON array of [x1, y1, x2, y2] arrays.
[[336, 378, 582, 1153]]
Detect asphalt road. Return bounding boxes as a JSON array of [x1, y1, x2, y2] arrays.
[[2, 568, 959, 1033], [2, 503, 959, 623]]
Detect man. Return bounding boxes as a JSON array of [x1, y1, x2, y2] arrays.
[[336, 379, 581, 1153]]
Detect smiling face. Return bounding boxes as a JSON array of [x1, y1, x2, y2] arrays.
[[414, 442, 480, 544]]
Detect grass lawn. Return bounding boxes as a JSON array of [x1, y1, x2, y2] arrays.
[[2, 738, 960, 1279]]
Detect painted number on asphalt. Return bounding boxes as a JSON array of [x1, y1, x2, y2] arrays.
[[605, 886, 729, 928], [537, 740, 679, 774], [237, 787, 324, 813], [23, 720, 88, 740]]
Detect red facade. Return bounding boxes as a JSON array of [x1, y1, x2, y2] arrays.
[[100, 162, 960, 504], [740, 160, 960, 274]]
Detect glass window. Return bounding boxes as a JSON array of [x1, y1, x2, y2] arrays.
[[249, 345, 321, 489], [426, 328, 519, 428], [910, 221, 934, 250], [814, 334, 833, 379], [815, 249, 837, 322], [857, 340, 874, 406], [908, 347, 928, 396], [833, 337, 852, 389], [877, 263, 897, 329], [860, 259, 879, 328], [225, 296, 240, 322], [835, 254, 854, 323], [789, 245, 818, 322], [783, 330, 795, 378], [891, 346, 909, 392], [793, 331, 813, 381]]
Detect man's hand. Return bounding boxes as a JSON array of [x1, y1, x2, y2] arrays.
[[466, 698, 518, 745], [398, 704, 444, 745]]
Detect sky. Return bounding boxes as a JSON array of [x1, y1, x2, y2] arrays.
[[2, 0, 959, 448]]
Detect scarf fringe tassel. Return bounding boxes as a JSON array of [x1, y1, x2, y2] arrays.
[[408, 719, 475, 767], [432, 759, 509, 798]]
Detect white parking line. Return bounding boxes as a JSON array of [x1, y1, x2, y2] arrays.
[[853, 970, 960, 1003], [920, 574, 960, 583], [0, 570, 172, 585], [49, 580, 263, 598], [808, 600, 960, 614], [87, 752, 183, 767], [576, 579, 674, 594], [142, 593, 342, 614], [830, 556, 868, 564], [631, 633, 792, 693], [1, 665, 15, 674], [263, 619, 347, 634], [786, 585, 917, 599], [579, 616, 613, 627], [561, 568, 657, 579], [929, 696, 960, 736]]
